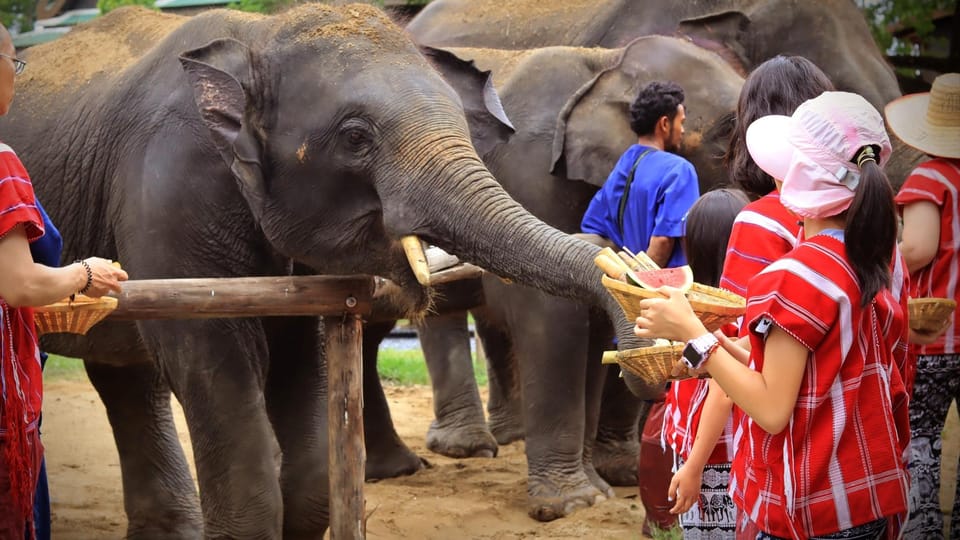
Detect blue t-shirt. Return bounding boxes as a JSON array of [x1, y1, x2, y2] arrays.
[[580, 144, 699, 268]]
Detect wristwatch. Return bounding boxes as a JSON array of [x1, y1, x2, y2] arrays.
[[681, 333, 720, 371]]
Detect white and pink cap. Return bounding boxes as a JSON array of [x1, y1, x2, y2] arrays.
[[745, 91, 892, 219]]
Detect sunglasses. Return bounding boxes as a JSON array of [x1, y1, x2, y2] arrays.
[[0, 53, 26, 75]]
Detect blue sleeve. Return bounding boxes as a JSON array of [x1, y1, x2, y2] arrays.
[[30, 199, 63, 268], [652, 161, 699, 238]]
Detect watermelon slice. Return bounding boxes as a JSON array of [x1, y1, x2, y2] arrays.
[[625, 265, 694, 292]]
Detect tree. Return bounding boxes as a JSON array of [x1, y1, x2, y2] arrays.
[[857, 0, 955, 54], [98, 0, 155, 14], [1, 0, 36, 32]]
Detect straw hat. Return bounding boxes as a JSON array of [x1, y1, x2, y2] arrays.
[[885, 73, 960, 159]]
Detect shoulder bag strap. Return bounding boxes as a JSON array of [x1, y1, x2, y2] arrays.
[[617, 148, 653, 237]]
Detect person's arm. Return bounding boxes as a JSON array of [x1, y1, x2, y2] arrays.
[[635, 287, 807, 434], [668, 379, 733, 514], [899, 201, 941, 274], [646, 236, 674, 268], [0, 224, 127, 307]]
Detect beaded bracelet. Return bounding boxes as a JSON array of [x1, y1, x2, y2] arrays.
[[76, 259, 93, 295]]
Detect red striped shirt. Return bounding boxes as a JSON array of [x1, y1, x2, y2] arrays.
[[730, 231, 910, 538], [719, 192, 801, 300], [894, 158, 960, 356]]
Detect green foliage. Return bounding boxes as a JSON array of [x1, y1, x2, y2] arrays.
[[0, 0, 35, 33], [43, 354, 87, 381], [228, 0, 292, 14], [857, 0, 953, 53], [648, 524, 683, 540], [98, 0, 157, 15]]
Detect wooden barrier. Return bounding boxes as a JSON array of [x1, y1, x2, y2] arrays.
[[105, 275, 373, 540]]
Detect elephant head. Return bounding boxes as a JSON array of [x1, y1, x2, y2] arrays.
[[175, 4, 641, 350], [550, 36, 741, 195]]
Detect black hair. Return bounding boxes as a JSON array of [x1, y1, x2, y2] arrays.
[[682, 188, 750, 288], [629, 81, 684, 137], [725, 56, 835, 199], [845, 146, 897, 307]]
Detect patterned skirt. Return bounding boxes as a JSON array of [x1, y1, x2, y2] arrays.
[[677, 461, 736, 539]]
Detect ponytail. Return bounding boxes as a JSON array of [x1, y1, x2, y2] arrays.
[[845, 145, 897, 307]]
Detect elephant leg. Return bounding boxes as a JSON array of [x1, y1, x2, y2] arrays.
[[419, 311, 498, 458], [581, 314, 614, 496], [362, 320, 427, 480], [474, 311, 524, 445], [262, 317, 329, 538], [155, 319, 283, 539], [593, 365, 645, 487], [505, 284, 608, 521], [84, 359, 202, 540]]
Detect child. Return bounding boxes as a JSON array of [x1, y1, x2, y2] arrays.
[[635, 91, 910, 538], [662, 188, 748, 538]]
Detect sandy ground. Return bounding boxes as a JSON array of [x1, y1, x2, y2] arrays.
[[42, 379, 644, 539], [39, 378, 960, 539]]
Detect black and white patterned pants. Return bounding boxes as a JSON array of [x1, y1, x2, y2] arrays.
[[904, 353, 960, 539]]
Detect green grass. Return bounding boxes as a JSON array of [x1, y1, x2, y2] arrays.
[[648, 524, 683, 540], [42, 348, 484, 388], [43, 354, 87, 381], [377, 347, 487, 386]]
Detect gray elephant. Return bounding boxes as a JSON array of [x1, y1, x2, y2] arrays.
[[3, 5, 644, 538], [406, 0, 924, 186], [363, 37, 744, 520]]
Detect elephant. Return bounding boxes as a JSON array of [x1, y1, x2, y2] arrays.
[[361, 36, 744, 520], [2, 5, 647, 538], [406, 0, 925, 186]]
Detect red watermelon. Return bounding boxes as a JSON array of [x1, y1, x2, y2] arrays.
[[625, 266, 694, 292]]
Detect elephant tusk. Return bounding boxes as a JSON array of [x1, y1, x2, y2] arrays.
[[401, 235, 432, 287]]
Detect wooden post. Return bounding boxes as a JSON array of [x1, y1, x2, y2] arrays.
[[326, 314, 365, 540]]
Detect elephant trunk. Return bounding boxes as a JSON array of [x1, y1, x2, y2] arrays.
[[388, 152, 658, 396]]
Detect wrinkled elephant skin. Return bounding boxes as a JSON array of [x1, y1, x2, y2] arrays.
[[408, 0, 925, 186], [4, 5, 642, 538], [380, 38, 743, 520]]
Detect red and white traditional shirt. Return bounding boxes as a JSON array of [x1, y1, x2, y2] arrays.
[[662, 323, 738, 465], [0, 142, 46, 526], [894, 158, 960, 356], [719, 192, 801, 302], [730, 230, 910, 539]]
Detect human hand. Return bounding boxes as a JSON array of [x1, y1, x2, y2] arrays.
[[668, 462, 702, 515], [81, 257, 129, 297], [909, 316, 952, 345], [715, 331, 751, 365], [633, 286, 705, 342]]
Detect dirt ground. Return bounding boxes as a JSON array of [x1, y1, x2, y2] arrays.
[[42, 379, 645, 539]]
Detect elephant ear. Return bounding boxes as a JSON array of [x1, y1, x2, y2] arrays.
[[676, 10, 752, 74], [420, 46, 515, 158], [179, 38, 267, 218], [550, 45, 648, 187]]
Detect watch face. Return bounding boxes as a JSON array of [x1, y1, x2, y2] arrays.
[[682, 343, 701, 368]]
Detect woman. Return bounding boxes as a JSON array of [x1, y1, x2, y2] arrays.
[[887, 72, 960, 538], [636, 92, 910, 538], [0, 24, 128, 538], [662, 188, 748, 538]]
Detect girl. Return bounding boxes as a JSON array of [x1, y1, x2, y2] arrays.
[[635, 91, 910, 539], [663, 188, 748, 538]]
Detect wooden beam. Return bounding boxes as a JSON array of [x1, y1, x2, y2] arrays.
[[106, 275, 374, 320], [326, 315, 366, 540]]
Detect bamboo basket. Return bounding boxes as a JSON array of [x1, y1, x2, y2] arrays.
[[602, 343, 703, 386], [908, 297, 957, 333], [33, 295, 118, 335], [601, 275, 744, 331]]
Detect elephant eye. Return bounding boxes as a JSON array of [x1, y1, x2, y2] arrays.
[[339, 119, 373, 152]]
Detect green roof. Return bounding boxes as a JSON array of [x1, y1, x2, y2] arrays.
[[12, 27, 72, 49], [39, 8, 101, 27]]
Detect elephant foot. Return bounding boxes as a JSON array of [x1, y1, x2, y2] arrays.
[[488, 410, 524, 445], [526, 471, 608, 522], [365, 443, 430, 481], [127, 518, 204, 540], [583, 459, 615, 498], [592, 437, 641, 487], [426, 419, 498, 458]]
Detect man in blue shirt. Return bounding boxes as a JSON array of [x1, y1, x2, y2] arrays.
[[580, 81, 699, 268]]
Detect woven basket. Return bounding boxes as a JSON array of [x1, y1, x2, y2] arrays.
[[34, 295, 118, 335], [602, 275, 745, 331], [603, 343, 702, 386], [908, 297, 957, 333]]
